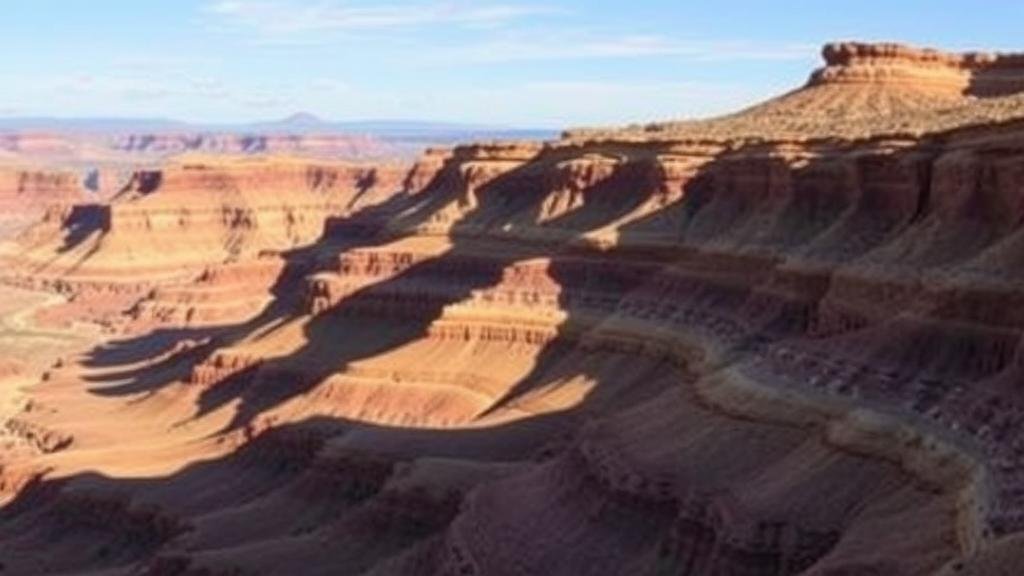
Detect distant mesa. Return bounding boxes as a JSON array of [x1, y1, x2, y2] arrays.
[[570, 40, 1024, 144], [275, 112, 326, 127], [812, 41, 1024, 97], [0, 112, 556, 162]]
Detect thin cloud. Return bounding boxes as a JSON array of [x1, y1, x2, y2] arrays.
[[204, 0, 553, 37], [433, 34, 817, 63], [201, 1, 813, 63], [44, 72, 278, 110]]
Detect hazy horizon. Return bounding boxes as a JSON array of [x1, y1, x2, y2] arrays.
[[0, 113, 558, 132], [2, 1, 1022, 129]]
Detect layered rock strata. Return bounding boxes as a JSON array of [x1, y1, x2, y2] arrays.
[[2, 156, 412, 301], [1, 42, 1024, 575], [0, 166, 88, 238]]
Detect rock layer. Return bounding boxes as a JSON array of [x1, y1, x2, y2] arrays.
[[813, 42, 1024, 97], [3, 156, 412, 290], [0, 166, 89, 238]]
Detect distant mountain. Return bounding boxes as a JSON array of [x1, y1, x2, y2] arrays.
[[258, 112, 330, 131], [0, 114, 557, 144], [245, 115, 557, 142]]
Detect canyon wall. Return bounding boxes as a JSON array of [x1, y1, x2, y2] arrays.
[[5, 156, 412, 282], [1, 42, 1023, 575], [0, 166, 90, 238], [813, 42, 1024, 97]]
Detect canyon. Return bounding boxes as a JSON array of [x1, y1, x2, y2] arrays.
[[1, 41, 1024, 575]]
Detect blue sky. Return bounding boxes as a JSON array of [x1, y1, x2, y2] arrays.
[[0, 1, 1021, 128]]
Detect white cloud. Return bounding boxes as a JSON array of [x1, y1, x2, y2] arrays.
[[201, 0, 815, 66], [428, 34, 816, 64], [204, 0, 552, 39], [0, 70, 293, 117], [203, 1, 815, 63]]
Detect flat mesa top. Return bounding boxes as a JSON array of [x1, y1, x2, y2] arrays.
[[568, 41, 1024, 146]]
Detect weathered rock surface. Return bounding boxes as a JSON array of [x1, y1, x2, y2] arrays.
[[2, 156, 412, 305], [0, 166, 90, 238]]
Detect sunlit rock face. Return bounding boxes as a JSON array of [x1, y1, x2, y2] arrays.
[[0, 166, 89, 238], [1, 42, 1024, 575]]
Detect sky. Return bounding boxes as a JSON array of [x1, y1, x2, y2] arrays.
[[0, 1, 1022, 128]]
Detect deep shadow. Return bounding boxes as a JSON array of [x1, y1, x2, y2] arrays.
[[0, 414, 577, 576], [81, 186, 432, 398], [135, 170, 164, 196], [192, 150, 681, 431], [57, 204, 110, 253]]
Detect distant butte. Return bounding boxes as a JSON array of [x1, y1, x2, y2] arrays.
[[571, 41, 1024, 144], [814, 41, 1024, 96], [0, 42, 1023, 575]]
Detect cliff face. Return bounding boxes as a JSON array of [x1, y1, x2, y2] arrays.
[[104, 158, 409, 259], [6, 156, 411, 279], [0, 156, 415, 335], [0, 166, 88, 238], [812, 42, 1024, 97], [1, 42, 1024, 576]]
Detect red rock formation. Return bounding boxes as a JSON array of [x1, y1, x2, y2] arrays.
[[813, 42, 1024, 97], [110, 132, 394, 158], [0, 130, 398, 162], [0, 166, 88, 238], [1, 156, 415, 322]]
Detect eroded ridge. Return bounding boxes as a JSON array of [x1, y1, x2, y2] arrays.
[[572, 41, 1024, 144]]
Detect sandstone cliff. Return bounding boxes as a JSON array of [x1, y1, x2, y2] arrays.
[[0, 165, 89, 238]]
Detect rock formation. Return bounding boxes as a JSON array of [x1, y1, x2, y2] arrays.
[[0, 41, 1023, 575], [0, 166, 90, 238], [4, 155, 410, 290], [0, 131, 398, 161], [108, 132, 393, 158]]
